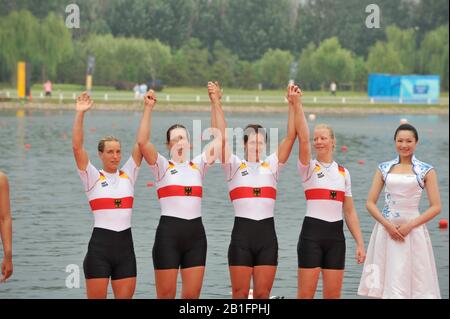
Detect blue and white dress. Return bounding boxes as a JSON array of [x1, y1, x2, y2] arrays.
[[358, 156, 441, 299]]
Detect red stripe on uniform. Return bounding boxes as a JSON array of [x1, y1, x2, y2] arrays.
[[89, 196, 134, 211], [229, 187, 277, 201], [305, 189, 345, 202], [157, 185, 203, 199]]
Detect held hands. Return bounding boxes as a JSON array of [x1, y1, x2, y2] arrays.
[[397, 222, 414, 238], [76, 92, 93, 112], [286, 83, 303, 105], [144, 90, 157, 110], [208, 81, 222, 103], [385, 222, 405, 242]]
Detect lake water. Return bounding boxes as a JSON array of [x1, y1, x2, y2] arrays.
[[0, 109, 448, 299]]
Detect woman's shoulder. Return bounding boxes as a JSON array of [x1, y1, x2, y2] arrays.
[[412, 156, 434, 171]]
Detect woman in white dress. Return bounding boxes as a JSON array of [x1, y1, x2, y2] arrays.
[[358, 123, 442, 299]]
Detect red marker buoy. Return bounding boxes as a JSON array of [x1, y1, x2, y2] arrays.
[[341, 145, 348, 152], [24, 143, 31, 150], [439, 219, 448, 229], [147, 182, 154, 188], [358, 159, 365, 165], [90, 128, 96, 133]]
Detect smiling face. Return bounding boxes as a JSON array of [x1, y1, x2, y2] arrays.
[[395, 130, 417, 158], [98, 140, 121, 173], [167, 127, 191, 161], [313, 127, 335, 159]]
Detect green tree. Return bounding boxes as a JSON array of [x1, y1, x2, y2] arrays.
[[297, 43, 320, 90], [365, 26, 421, 76], [311, 37, 355, 87], [82, 34, 121, 85], [39, 12, 74, 81], [419, 25, 449, 90], [257, 49, 294, 89], [413, 0, 449, 41], [293, 0, 415, 57], [223, 0, 294, 60], [0, 10, 41, 82], [163, 38, 209, 86], [209, 41, 238, 87], [366, 42, 404, 74], [353, 56, 368, 91], [0, 0, 65, 18], [384, 26, 418, 73], [234, 60, 259, 89]]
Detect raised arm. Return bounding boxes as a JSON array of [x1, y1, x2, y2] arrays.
[[277, 84, 298, 164], [0, 172, 13, 282], [72, 92, 93, 171], [366, 170, 405, 242], [208, 81, 230, 164], [137, 90, 158, 165], [292, 86, 311, 166], [397, 169, 441, 237]]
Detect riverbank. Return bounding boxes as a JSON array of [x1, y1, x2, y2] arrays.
[[0, 101, 448, 115]]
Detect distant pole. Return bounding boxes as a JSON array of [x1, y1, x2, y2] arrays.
[[17, 62, 26, 99]]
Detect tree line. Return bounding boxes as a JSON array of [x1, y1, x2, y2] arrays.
[[0, 0, 448, 90]]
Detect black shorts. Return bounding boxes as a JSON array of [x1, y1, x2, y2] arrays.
[[228, 217, 278, 267], [83, 227, 136, 280], [152, 216, 207, 270], [297, 216, 346, 270]]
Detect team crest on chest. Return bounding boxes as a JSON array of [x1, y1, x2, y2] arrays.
[[253, 188, 261, 197], [184, 186, 193, 196], [114, 199, 122, 208]]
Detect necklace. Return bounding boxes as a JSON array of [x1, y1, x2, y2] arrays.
[[318, 161, 334, 170]]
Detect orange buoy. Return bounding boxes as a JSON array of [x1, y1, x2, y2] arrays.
[[439, 219, 448, 229], [358, 159, 365, 165], [341, 145, 348, 152]]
